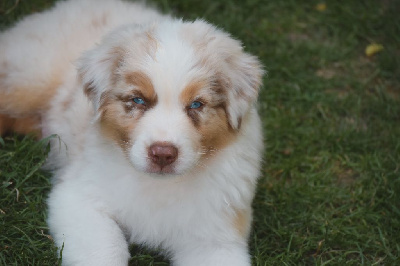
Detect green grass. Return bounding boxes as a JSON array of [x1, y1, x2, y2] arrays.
[[1, 0, 399, 265]]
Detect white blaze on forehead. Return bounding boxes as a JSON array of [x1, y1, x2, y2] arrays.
[[151, 47, 198, 100], [125, 21, 210, 105]]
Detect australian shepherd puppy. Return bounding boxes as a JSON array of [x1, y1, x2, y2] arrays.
[[0, 0, 264, 265]]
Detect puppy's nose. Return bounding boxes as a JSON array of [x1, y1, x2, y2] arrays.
[[148, 142, 178, 168]]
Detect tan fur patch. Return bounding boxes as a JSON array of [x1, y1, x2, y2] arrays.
[[99, 98, 139, 151], [0, 57, 60, 136], [0, 56, 61, 116], [0, 77, 61, 115], [180, 80, 236, 156], [179, 80, 207, 105], [124, 71, 156, 103], [0, 114, 16, 136], [198, 106, 236, 154], [0, 66, 59, 136], [233, 208, 251, 238], [0, 114, 41, 137], [99, 72, 156, 151]]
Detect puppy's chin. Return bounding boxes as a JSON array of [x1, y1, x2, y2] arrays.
[[141, 168, 188, 180], [146, 163, 179, 176], [129, 160, 188, 178], [146, 171, 182, 180]]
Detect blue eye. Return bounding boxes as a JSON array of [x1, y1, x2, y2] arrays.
[[133, 97, 146, 105], [190, 101, 203, 109]]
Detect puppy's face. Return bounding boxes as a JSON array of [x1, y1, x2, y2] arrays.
[[79, 21, 263, 175]]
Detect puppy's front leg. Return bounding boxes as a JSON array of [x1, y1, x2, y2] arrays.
[[172, 241, 251, 266], [47, 185, 130, 266]]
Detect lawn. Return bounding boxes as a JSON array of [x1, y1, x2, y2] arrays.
[[1, 0, 399, 265]]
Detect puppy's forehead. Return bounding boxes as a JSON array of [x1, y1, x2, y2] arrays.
[[123, 22, 213, 100], [152, 43, 203, 95]]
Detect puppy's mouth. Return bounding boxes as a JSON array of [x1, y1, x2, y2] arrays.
[[146, 164, 178, 175]]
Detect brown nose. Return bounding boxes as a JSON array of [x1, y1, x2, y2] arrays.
[[148, 142, 178, 168]]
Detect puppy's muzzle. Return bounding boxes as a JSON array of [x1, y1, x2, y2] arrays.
[[148, 142, 178, 170]]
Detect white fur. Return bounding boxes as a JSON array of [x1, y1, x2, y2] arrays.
[[1, 0, 264, 265]]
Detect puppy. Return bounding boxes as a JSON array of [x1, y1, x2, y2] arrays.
[[0, 0, 264, 265]]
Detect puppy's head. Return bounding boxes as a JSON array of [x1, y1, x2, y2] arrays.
[[78, 20, 263, 176]]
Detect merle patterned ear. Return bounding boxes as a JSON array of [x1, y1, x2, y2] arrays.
[[77, 25, 158, 112], [77, 45, 123, 111], [219, 51, 264, 130], [186, 20, 264, 130]]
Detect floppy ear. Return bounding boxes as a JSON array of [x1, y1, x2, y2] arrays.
[[77, 43, 124, 111], [190, 20, 264, 130], [77, 25, 158, 112], [221, 51, 264, 130]]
